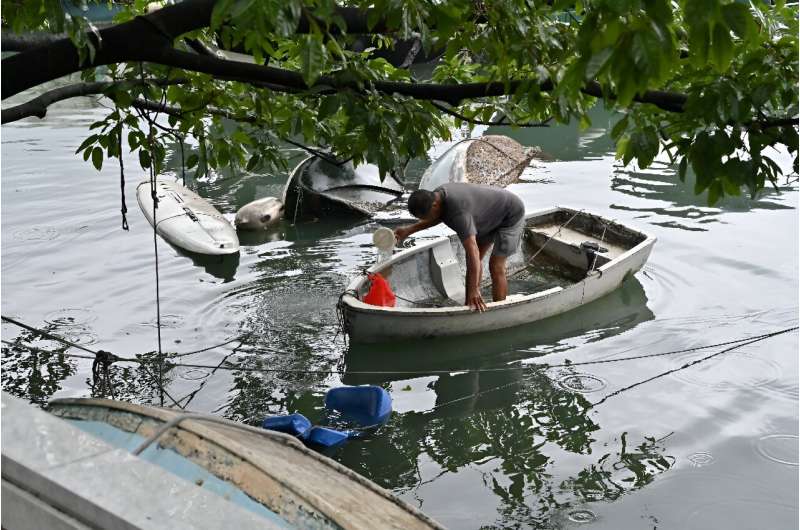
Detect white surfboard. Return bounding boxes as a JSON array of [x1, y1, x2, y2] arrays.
[[136, 179, 239, 255]]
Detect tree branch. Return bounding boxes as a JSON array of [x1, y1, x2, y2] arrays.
[[1, 78, 187, 124], [1, 81, 110, 122], [130, 98, 348, 165], [2, 0, 794, 130], [1, 31, 68, 51], [430, 101, 552, 127]]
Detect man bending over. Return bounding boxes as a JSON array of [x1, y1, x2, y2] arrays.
[[394, 182, 525, 312]]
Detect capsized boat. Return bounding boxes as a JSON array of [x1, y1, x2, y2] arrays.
[[137, 178, 239, 255], [36, 397, 444, 530], [418, 135, 540, 191], [339, 207, 656, 343], [282, 156, 405, 222]]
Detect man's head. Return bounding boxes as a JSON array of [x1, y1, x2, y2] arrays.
[[408, 189, 442, 221]]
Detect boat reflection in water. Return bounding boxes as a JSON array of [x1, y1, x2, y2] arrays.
[[334, 294, 670, 528], [343, 271, 654, 385]]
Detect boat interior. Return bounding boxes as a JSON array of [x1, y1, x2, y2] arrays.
[[302, 158, 404, 210], [361, 209, 648, 308]]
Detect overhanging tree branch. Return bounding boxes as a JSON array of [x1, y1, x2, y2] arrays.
[[1, 31, 67, 51], [129, 98, 349, 165], [1, 78, 187, 124], [430, 101, 552, 127], [2, 0, 794, 130], [0, 0, 685, 113]]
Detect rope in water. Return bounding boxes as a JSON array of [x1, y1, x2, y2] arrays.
[[3, 315, 795, 377], [427, 325, 799, 413], [138, 61, 166, 406]]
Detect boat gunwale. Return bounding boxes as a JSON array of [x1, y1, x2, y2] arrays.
[[342, 206, 656, 316], [47, 397, 446, 530]]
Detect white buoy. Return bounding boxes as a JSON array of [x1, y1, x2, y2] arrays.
[[373, 227, 396, 264]]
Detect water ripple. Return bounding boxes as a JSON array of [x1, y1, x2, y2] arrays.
[[557, 373, 608, 393], [755, 434, 799, 466]]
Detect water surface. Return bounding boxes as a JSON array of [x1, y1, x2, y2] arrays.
[[2, 99, 797, 529]]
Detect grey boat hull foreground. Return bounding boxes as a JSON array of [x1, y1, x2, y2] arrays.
[[2, 394, 444, 530], [339, 207, 656, 343]]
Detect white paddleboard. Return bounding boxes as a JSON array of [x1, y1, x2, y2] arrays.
[[136, 179, 239, 255]]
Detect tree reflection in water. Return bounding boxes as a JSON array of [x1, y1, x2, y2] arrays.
[[330, 368, 674, 529], [1, 326, 76, 406]]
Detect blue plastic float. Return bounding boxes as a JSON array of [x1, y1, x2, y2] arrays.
[[261, 386, 392, 449], [325, 385, 392, 427], [261, 413, 312, 439]]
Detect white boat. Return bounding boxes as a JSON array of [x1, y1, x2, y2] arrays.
[[339, 207, 656, 343], [137, 179, 239, 255], [418, 135, 539, 191], [2, 393, 444, 530]]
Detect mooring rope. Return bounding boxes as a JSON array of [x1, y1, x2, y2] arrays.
[[117, 114, 129, 230], [4, 315, 794, 378], [138, 61, 166, 407]]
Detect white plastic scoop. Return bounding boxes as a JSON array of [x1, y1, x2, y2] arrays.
[[373, 227, 396, 264]]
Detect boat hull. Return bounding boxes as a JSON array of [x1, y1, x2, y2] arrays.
[[282, 157, 404, 222], [137, 179, 239, 255], [340, 207, 655, 343], [47, 398, 444, 530]]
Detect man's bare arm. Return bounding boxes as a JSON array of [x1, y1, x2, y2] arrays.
[[394, 218, 442, 242], [463, 235, 487, 312]]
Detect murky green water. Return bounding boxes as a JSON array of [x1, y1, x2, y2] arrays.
[[2, 98, 797, 529]]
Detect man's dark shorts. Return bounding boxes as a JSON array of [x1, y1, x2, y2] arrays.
[[478, 212, 525, 257]]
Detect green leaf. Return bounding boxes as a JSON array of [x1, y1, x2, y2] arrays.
[[610, 115, 629, 140], [711, 23, 734, 72], [688, 24, 711, 67], [707, 180, 723, 206], [230, 0, 256, 19], [721, 3, 756, 41], [246, 153, 261, 171], [210, 0, 236, 29], [185, 153, 199, 169], [91, 147, 103, 171], [128, 131, 139, 151], [644, 0, 672, 23], [678, 157, 688, 182], [139, 150, 151, 169], [585, 48, 613, 79], [318, 96, 340, 121], [300, 34, 326, 87], [75, 134, 98, 154], [634, 129, 659, 169]]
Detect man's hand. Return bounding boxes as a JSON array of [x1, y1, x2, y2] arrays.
[[394, 226, 412, 243], [466, 288, 487, 312]]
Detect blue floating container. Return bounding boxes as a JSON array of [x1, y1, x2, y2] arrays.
[[324, 385, 392, 427], [305, 426, 350, 448], [261, 413, 312, 439]]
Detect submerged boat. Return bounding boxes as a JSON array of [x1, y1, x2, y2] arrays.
[[2, 393, 443, 529], [418, 135, 539, 191], [282, 156, 405, 222], [339, 207, 656, 343]]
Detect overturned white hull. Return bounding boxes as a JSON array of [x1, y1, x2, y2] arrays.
[[137, 179, 239, 255], [418, 135, 538, 190], [340, 207, 656, 343]]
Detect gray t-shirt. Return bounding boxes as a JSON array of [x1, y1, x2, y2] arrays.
[[437, 183, 525, 242]]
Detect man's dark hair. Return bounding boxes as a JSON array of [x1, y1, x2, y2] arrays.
[[408, 189, 436, 218]]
